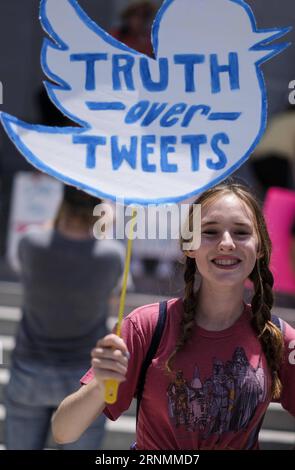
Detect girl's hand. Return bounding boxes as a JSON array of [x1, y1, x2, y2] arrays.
[[91, 334, 129, 388]]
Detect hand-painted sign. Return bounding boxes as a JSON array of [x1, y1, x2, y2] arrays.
[[0, 0, 290, 204]]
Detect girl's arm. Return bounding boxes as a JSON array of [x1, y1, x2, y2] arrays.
[[52, 380, 106, 444], [52, 334, 129, 444]]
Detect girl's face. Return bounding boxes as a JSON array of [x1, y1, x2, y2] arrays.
[[188, 193, 260, 288]]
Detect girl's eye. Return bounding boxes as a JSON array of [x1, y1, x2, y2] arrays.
[[202, 230, 250, 236]]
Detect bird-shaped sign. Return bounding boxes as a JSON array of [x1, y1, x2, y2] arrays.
[[0, 0, 291, 204]]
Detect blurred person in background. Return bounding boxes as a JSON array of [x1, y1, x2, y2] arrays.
[[249, 106, 295, 307], [250, 106, 295, 199], [262, 187, 295, 308], [110, 1, 156, 56], [4, 185, 125, 449]]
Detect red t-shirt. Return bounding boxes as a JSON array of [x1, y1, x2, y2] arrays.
[[81, 298, 295, 450]]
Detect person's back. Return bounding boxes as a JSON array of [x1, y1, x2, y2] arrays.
[[15, 228, 124, 365], [4, 186, 125, 450]]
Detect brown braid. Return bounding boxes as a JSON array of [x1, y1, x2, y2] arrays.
[[166, 257, 197, 373], [166, 178, 284, 398], [249, 260, 284, 399]]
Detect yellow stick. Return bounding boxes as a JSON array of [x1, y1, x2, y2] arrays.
[[104, 207, 137, 404]]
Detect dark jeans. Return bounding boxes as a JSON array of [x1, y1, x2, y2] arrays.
[[4, 359, 106, 450]]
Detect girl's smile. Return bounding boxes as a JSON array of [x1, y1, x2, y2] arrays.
[[211, 255, 242, 269]]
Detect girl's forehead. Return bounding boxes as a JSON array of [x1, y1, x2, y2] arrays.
[[201, 193, 254, 222]]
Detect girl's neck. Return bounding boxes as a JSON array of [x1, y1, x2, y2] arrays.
[[195, 281, 245, 331]]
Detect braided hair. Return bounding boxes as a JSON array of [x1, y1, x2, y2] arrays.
[[166, 179, 284, 399]]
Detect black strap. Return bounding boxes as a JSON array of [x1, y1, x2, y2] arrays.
[[136, 300, 167, 421]]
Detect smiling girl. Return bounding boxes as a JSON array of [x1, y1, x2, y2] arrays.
[[52, 179, 295, 450]]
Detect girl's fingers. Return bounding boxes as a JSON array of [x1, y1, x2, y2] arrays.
[[91, 347, 129, 366], [91, 357, 128, 375], [96, 334, 128, 355], [91, 334, 130, 384], [91, 357, 127, 383]]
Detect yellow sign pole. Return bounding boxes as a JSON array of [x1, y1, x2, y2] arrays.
[[104, 207, 137, 404]]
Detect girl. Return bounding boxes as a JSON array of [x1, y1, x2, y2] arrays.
[[52, 179, 295, 450]]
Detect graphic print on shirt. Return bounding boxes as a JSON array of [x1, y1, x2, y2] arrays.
[[167, 347, 267, 438]]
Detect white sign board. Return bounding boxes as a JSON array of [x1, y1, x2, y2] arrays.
[[7, 172, 62, 271], [0, 0, 290, 204]]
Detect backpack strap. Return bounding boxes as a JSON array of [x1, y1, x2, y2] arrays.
[[136, 300, 167, 422], [271, 314, 285, 334]]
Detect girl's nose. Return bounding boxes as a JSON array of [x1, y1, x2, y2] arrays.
[[218, 231, 236, 251]]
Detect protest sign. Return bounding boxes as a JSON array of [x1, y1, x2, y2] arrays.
[[0, 0, 290, 204]]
